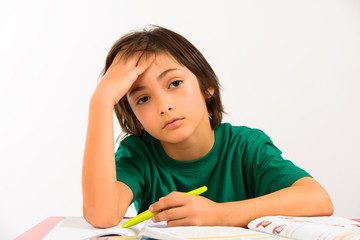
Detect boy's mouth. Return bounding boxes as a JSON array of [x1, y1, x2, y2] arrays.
[[163, 118, 184, 130]]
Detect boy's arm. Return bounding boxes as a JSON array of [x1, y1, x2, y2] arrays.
[[82, 95, 133, 228], [82, 52, 155, 228], [150, 176, 334, 227], [219, 176, 334, 227]]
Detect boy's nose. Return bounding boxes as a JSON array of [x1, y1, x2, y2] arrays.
[[160, 103, 175, 115]]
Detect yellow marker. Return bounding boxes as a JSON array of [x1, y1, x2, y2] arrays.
[[122, 186, 208, 228]]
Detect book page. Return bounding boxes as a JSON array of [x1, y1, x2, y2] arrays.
[[248, 216, 360, 240], [42, 217, 143, 240], [140, 225, 287, 240]]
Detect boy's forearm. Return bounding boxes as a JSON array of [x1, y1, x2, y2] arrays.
[[82, 94, 122, 227], [219, 177, 334, 227]]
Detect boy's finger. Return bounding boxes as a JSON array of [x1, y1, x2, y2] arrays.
[[110, 50, 142, 68], [149, 192, 184, 212], [167, 217, 194, 227], [122, 51, 144, 67], [152, 205, 187, 223], [134, 52, 155, 74], [110, 49, 129, 66]]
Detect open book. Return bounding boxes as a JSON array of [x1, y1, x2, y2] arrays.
[[248, 216, 360, 240], [43, 216, 360, 240], [42, 217, 285, 240], [42, 217, 148, 240]]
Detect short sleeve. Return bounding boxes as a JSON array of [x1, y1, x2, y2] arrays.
[[115, 136, 147, 204], [243, 129, 311, 198]]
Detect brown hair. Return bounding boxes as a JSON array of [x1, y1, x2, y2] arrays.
[[101, 25, 224, 137]]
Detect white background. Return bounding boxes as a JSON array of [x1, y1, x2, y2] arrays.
[[1, 0, 359, 239]]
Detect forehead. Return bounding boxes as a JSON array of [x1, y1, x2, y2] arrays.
[[137, 52, 191, 81], [151, 52, 182, 68], [126, 52, 197, 95]]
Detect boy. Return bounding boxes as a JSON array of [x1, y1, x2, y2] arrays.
[[82, 25, 333, 228]]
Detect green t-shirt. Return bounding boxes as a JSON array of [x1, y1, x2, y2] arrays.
[[115, 123, 311, 213]]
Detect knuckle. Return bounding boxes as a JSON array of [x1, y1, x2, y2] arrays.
[[161, 197, 170, 205], [165, 210, 175, 219], [156, 213, 164, 221], [169, 191, 178, 196], [150, 204, 157, 212], [154, 212, 164, 222]]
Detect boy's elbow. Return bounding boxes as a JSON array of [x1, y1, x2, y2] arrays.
[[83, 207, 121, 228], [86, 217, 120, 229], [295, 177, 334, 216], [315, 189, 334, 216], [320, 195, 334, 216]]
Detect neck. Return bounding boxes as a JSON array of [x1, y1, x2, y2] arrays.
[[160, 123, 215, 162]]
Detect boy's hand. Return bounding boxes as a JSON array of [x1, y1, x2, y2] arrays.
[[93, 51, 155, 106], [149, 191, 223, 227]]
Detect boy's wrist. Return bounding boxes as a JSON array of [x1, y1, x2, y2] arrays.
[[217, 202, 233, 226], [92, 75, 130, 107], [90, 87, 118, 108], [217, 201, 249, 227]]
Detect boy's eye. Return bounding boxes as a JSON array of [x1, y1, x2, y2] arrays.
[[169, 80, 183, 89], [136, 96, 150, 105]]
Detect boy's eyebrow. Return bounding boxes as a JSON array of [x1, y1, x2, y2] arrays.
[[129, 68, 183, 97], [157, 68, 182, 80], [129, 86, 146, 97]]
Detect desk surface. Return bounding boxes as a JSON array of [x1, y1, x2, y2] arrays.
[[15, 217, 66, 240], [15, 217, 360, 240]]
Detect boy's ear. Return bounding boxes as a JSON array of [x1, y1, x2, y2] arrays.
[[138, 123, 145, 130], [135, 119, 145, 130], [206, 87, 215, 99]]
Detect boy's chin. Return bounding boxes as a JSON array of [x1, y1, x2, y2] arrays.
[[157, 130, 192, 144]]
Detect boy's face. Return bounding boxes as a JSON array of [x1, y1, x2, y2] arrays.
[[126, 53, 213, 144]]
